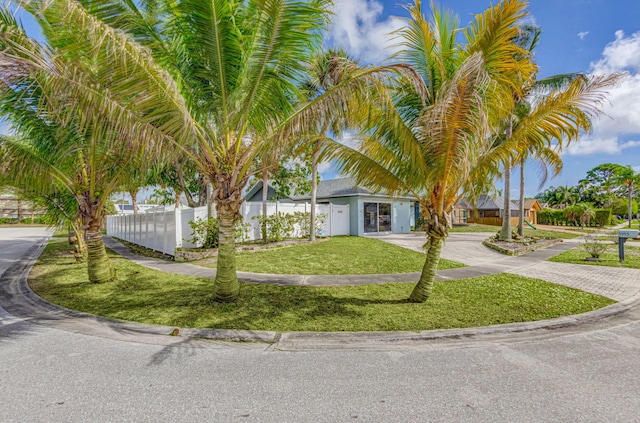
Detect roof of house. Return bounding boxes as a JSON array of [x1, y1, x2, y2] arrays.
[[246, 177, 416, 201], [465, 195, 541, 211], [472, 194, 518, 210], [524, 199, 542, 211]]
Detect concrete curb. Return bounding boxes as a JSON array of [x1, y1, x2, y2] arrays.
[[2, 234, 640, 350]]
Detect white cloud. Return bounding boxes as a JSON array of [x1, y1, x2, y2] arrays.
[[0, 119, 14, 136], [591, 30, 640, 74], [327, 0, 405, 64], [578, 31, 589, 41], [566, 31, 640, 158], [317, 160, 333, 174], [336, 131, 363, 150], [565, 137, 640, 156]]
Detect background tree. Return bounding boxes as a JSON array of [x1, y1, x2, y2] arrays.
[[612, 165, 640, 227], [496, 25, 616, 239], [299, 48, 360, 241], [580, 163, 626, 208]]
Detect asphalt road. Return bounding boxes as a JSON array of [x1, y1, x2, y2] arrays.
[[2, 227, 640, 422]]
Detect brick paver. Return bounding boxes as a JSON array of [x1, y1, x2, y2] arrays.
[[509, 262, 640, 301]]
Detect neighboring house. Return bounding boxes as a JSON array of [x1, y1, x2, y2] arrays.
[[451, 198, 472, 225], [464, 195, 542, 226], [113, 203, 163, 215], [245, 178, 417, 236], [0, 195, 44, 220]]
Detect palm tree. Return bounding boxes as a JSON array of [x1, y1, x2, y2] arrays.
[[0, 2, 180, 283], [330, 0, 538, 302], [497, 25, 618, 240], [516, 145, 563, 235], [613, 165, 640, 227], [2, 0, 409, 301], [300, 48, 361, 242]]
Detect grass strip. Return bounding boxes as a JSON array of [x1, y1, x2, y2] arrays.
[[29, 236, 614, 332], [196, 236, 464, 274], [549, 245, 640, 269]]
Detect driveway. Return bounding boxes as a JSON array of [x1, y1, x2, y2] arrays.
[[377, 231, 506, 265]]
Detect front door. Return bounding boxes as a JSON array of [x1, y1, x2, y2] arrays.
[[364, 202, 392, 233]]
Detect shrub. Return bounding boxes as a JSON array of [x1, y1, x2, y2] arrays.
[[188, 217, 250, 248], [188, 217, 219, 248], [580, 234, 610, 259], [538, 207, 612, 227], [254, 211, 327, 242], [594, 209, 612, 227]]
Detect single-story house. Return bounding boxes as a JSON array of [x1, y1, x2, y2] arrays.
[[0, 195, 44, 220], [113, 203, 163, 215], [463, 194, 542, 226], [245, 178, 417, 236]]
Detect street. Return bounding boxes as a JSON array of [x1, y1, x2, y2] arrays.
[[1, 227, 640, 422]]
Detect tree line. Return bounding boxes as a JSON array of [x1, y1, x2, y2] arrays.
[[536, 163, 640, 227]]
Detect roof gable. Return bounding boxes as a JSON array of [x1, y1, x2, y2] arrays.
[[247, 177, 416, 201]]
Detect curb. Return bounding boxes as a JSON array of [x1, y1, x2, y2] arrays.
[[2, 234, 640, 350]]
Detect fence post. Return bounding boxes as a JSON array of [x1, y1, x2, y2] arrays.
[[175, 208, 183, 249], [153, 209, 158, 251]]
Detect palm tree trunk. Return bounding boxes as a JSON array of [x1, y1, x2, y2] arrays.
[[207, 183, 216, 219], [261, 170, 269, 242], [130, 189, 139, 214], [214, 200, 240, 302], [518, 157, 525, 236], [85, 225, 114, 283], [500, 162, 512, 241], [628, 182, 633, 228], [310, 143, 321, 242], [408, 235, 443, 303], [71, 221, 87, 262]]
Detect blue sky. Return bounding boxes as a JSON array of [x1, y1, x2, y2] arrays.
[[4, 0, 640, 200], [324, 0, 640, 197]]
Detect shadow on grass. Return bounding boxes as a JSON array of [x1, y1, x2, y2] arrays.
[[31, 257, 417, 333]]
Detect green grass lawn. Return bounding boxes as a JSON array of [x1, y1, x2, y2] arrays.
[[549, 244, 640, 269], [449, 224, 499, 233], [195, 236, 464, 274], [28, 236, 615, 332]]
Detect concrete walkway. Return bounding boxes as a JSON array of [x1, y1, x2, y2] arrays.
[[105, 229, 640, 302]]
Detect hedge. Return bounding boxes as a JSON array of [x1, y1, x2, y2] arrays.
[[538, 208, 612, 227]]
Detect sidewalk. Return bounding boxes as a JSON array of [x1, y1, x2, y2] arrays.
[[104, 230, 640, 302]]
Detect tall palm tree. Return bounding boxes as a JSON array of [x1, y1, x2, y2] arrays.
[[496, 25, 616, 240], [516, 145, 563, 235], [613, 165, 640, 228], [330, 0, 538, 303], [299, 48, 361, 241], [2, 0, 408, 301]]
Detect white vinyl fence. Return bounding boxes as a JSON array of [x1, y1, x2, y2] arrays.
[[106, 202, 350, 256]]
